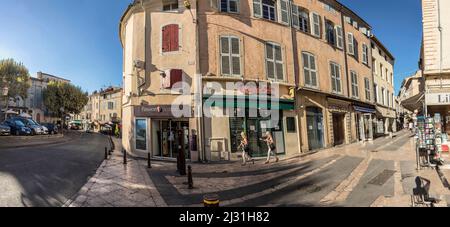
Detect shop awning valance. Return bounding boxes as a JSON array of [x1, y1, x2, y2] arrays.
[[203, 95, 295, 110], [354, 106, 376, 113]]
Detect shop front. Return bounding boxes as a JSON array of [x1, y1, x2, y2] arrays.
[[426, 93, 450, 134], [204, 95, 295, 159], [354, 105, 376, 141], [327, 98, 351, 147], [134, 105, 192, 160]]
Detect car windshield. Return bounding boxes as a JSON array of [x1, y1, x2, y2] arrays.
[[26, 119, 38, 126], [14, 120, 25, 127]]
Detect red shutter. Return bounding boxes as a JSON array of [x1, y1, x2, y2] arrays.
[[170, 69, 183, 88], [171, 24, 179, 52], [162, 26, 170, 52]]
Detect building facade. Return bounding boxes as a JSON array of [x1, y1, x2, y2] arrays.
[[120, 0, 389, 160], [79, 87, 123, 128], [371, 35, 396, 136], [421, 0, 450, 134]]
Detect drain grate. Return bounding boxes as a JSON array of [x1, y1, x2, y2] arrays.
[[368, 170, 396, 186]]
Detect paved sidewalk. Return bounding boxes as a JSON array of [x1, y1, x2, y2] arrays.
[[64, 137, 166, 207]]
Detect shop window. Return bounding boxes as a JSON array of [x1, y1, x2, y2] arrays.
[[265, 42, 284, 81], [162, 24, 179, 53], [135, 119, 147, 150], [220, 36, 241, 76], [286, 117, 296, 133]]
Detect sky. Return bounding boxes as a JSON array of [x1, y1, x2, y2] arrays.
[[0, 0, 423, 94]]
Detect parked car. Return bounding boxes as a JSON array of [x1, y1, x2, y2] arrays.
[[13, 117, 45, 135], [41, 123, 58, 135], [0, 123, 11, 136], [3, 119, 32, 136]]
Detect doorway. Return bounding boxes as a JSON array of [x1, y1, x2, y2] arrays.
[[153, 120, 190, 159], [332, 113, 345, 146], [306, 107, 324, 150]]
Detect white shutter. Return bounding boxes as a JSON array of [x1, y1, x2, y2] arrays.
[[279, 0, 289, 24], [253, 0, 262, 18], [292, 5, 299, 28], [347, 33, 354, 55], [335, 26, 343, 49]]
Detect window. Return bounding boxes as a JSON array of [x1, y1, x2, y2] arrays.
[[311, 13, 321, 37], [381, 87, 385, 105], [364, 78, 371, 101], [350, 71, 359, 98], [162, 24, 179, 52], [220, 36, 241, 76], [108, 102, 114, 110], [335, 26, 343, 49], [391, 73, 394, 84], [292, 6, 315, 32], [265, 42, 284, 80], [279, 0, 289, 24], [374, 83, 379, 103], [135, 119, 147, 150], [325, 20, 336, 45], [380, 64, 383, 79], [330, 62, 341, 93], [302, 52, 318, 88], [347, 33, 354, 55], [362, 44, 368, 64], [286, 117, 297, 133], [372, 59, 377, 74], [253, 0, 276, 21], [220, 0, 239, 13], [387, 91, 390, 107], [385, 69, 389, 81], [163, 0, 178, 11]]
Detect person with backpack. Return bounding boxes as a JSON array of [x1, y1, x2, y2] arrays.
[[262, 131, 279, 164]]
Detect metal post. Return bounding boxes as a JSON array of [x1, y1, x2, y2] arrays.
[[148, 152, 152, 169], [104, 147, 108, 160], [123, 149, 127, 165], [188, 165, 194, 189]]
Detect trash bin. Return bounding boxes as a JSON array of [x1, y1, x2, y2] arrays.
[[203, 194, 220, 207]]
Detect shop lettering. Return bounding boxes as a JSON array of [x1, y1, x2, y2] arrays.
[[438, 94, 450, 104], [179, 211, 214, 225]]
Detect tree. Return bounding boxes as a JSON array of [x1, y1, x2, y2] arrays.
[[0, 58, 31, 101], [43, 81, 88, 126]]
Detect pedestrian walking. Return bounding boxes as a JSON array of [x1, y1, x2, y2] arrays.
[[238, 132, 254, 166], [262, 131, 278, 164]]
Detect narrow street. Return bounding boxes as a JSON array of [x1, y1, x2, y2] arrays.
[[0, 133, 108, 207]]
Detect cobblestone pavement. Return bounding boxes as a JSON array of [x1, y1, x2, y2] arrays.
[[66, 130, 450, 207]]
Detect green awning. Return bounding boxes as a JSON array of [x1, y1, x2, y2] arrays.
[[203, 95, 295, 110]]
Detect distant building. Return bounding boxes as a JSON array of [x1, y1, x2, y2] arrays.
[[79, 87, 123, 128]]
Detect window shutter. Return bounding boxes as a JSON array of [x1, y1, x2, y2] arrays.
[[170, 69, 183, 88], [171, 24, 179, 52], [292, 5, 299, 28], [162, 26, 170, 52], [210, 0, 219, 11], [354, 38, 359, 61], [253, 0, 262, 18], [279, 0, 289, 24]]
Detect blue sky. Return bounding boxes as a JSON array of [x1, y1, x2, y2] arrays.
[[339, 0, 423, 93], [0, 0, 422, 94]]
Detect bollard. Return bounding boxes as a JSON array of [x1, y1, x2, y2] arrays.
[[104, 147, 108, 160], [203, 194, 219, 207], [148, 152, 152, 169], [123, 149, 127, 165], [188, 165, 194, 189]]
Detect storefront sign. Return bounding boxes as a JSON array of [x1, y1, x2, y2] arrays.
[[426, 93, 450, 106], [134, 105, 191, 118]]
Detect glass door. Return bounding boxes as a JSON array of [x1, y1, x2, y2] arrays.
[[306, 107, 324, 150]]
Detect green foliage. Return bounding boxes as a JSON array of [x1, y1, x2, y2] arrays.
[[0, 59, 31, 99], [43, 81, 88, 117]]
